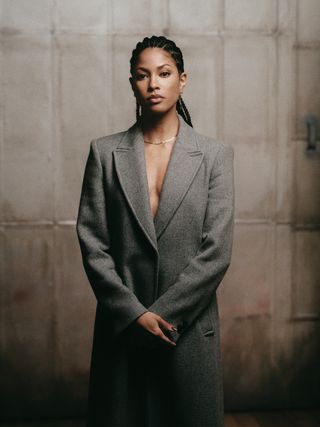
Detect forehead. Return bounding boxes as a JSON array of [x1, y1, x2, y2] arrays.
[[135, 47, 175, 68]]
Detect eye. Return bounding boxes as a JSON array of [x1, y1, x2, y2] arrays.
[[160, 71, 171, 77], [135, 73, 147, 80]]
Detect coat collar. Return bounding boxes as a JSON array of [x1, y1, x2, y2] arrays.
[[113, 114, 204, 252]]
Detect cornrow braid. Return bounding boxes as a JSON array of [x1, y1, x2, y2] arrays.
[[130, 35, 193, 128]]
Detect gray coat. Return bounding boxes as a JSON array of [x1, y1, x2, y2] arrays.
[[76, 114, 235, 427]]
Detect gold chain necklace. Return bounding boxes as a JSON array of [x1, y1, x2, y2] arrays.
[[144, 135, 177, 145]]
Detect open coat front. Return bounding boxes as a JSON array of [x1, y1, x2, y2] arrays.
[[76, 114, 235, 427]]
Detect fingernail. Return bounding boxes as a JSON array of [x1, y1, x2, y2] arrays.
[[171, 326, 177, 331]]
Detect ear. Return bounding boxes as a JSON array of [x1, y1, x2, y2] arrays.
[[179, 72, 187, 94]]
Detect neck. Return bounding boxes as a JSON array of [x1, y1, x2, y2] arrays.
[[139, 108, 180, 141]]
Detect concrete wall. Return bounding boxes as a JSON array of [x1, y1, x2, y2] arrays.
[[1, 0, 319, 420]]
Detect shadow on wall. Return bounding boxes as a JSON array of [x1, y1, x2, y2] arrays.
[[221, 314, 320, 410], [0, 352, 89, 420]]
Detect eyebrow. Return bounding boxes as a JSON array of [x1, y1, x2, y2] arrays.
[[135, 64, 172, 71]]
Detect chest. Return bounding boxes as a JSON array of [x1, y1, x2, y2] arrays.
[[144, 143, 175, 218]]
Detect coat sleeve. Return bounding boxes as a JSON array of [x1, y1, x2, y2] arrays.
[[76, 139, 149, 338], [147, 143, 235, 343]]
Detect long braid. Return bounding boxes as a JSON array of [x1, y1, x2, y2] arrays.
[[177, 96, 193, 127], [135, 99, 140, 124], [130, 35, 193, 128]]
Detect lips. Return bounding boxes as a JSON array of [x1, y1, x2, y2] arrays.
[[147, 95, 164, 105], [147, 94, 164, 100]]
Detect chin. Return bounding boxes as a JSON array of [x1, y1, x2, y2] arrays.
[[145, 104, 176, 116]]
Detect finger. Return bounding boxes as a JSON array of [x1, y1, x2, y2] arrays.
[[158, 317, 177, 332], [156, 328, 176, 346]]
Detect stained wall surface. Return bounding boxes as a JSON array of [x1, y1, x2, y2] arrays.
[[0, 0, 319, 419]]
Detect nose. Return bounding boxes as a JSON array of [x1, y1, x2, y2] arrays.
[[148, 73, 160, 91]]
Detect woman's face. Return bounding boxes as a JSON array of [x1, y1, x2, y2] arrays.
[[129, 47, 187, 117]]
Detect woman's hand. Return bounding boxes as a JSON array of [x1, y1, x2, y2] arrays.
[[135, 311, 178, 346]]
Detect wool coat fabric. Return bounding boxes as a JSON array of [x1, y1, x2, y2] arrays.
[[76, 114, 235, 427]]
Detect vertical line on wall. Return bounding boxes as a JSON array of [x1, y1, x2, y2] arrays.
[[274, 0, 279, 33], [221, 0, 226, 140], [109, 0, 115, 132], [106, 0, 112, 134], [293, 0, 299, 141], [51, 0, 59, 225], [291, 0, 299, 321], [221, 0, 226, 142], [109, 0, 114, 36], [221, 0, 226, 32], [271, 0, 295, 367], [217, 0, 225, 140], [165, 0, 170, 36], [50, 0, 60, 401], [219, 32, 225, 141], [0, 3, 4, 369], [0, 226, 4, 374], [295, 0, 301, 46], [270, 2, 279, 365], [50, 0, 56, 225], [0, 17, 3, 228], [270, 214, 277, 366], [106, 0, 113, 134], [267, 34, 278, 336], [110, 32, 116, 132], [291, 229, 298, 318], [106, 0, 113, 36], [292, 46, 298, 225]]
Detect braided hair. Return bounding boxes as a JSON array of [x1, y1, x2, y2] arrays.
[[130, 35, 193, 127]]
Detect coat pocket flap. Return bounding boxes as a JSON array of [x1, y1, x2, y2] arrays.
[[198, 305, 215, 337]]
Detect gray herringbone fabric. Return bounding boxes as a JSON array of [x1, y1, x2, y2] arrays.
[[76, 114, 235, 427]]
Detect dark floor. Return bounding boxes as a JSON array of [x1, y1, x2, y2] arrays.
[[1, 411, 320, 427]]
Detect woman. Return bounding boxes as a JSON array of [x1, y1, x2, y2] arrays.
[[76, 35, 234, 427]]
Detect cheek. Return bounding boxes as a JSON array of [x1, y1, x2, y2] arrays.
[[133, 83, 146, 100], [165, 78, 180, 97], [134, 82, 144, 93]]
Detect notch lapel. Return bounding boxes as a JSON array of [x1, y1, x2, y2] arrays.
[[113, 122, 158, 252], [113, 115, 204, 250]]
